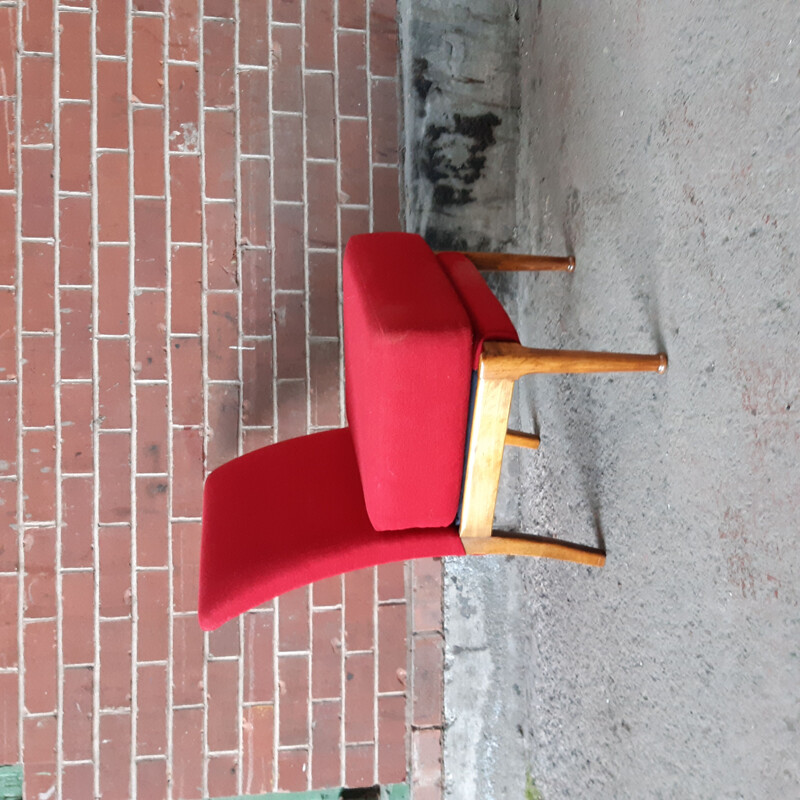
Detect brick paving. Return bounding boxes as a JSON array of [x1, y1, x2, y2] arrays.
[[0, 1, 445, 797]]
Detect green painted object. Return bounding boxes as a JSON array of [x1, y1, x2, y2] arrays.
[[0, 765, 23, 800]]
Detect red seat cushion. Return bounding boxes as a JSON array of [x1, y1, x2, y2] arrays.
[[343, 233, 474, 530], [437, 252, 520, 367], [199, 428, 464, 631]]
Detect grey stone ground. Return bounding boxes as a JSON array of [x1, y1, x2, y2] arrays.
[[402, 2, 800, 798]]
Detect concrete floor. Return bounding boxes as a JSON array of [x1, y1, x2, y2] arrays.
[[403, 2, 800, 798]]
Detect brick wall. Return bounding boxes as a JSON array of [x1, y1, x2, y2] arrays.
[[0, 0, 445, 798]]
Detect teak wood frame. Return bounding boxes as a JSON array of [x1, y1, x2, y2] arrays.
[[455, 252, 668, 567]]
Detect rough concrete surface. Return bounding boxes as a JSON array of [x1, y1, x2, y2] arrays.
[[403, 2, 800, 798]]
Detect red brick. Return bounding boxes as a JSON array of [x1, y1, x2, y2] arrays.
[[340, 116, 369, 205], [60, 382, 93, 474], [21, 55, 53, 145], [133, 107, 165, 196], [136, 476, 168, 566], [338, 31, 367, 117], [240, 158, 271, 246], [59, 196, 92, 285], [169, 0, 199, 61], [412, 728, 442, 795], [371, 78, 399, 164], [344, 567, 375, 652], [204, 19, 235, 107], [0, 100, 13, 190], [207, 658, 239, 751], [273, 0, 300, 23], [137, 569, 168, 661], [208, 614, 239, 658], [173, 522, 200, 612], [274, 202, 304, 290], [170, 245, 202, 333], [63, 763, 94, 800], [276, 378, 306, 442], [138, 663, 167, 754], [239, 0, 268, 66], [170, 337, 203, 424], [312, 700, 341, 787], [98, 151, 130, 242], [97, 0, 126, 56], [274, 292, 305, 381], [99, 617, 132, 707], [378, 694, 407, 784], [413, 558, 443, 633], [344, 651, 374, 743], [305, 72, 335, 160], [61, 478, 94, 570], [133, 16, 164, 105], [98, 337, 131, 428], [0, 672, 19, 764], [413, 634, 444, 724], [136, 383, 168, 474], [0, 481, 18, 570], [278, 585, 309, 652], [134, 198, 167, 286], [206, 200, 237, 289], [23, 527, 56, 618], [172, 613, 204, 706], [24, 619, 58, 713], [378, 602, 407, 692], [272, 26, 302, 112], [21, 336, 54, 427], [98, 431, 131, 523], [21, 0, 53, 53], [98, 245, 130, 335], [0, 9, 17, 96], [24, 715, 57, 800], [307, 161, 337, 248], [340, 204, 370, 242], [172, 427, 204, 517], [373, 165, 401, 231], [340, 0, 366, 29], [22, 242, 54, 331], [0, 293, 15, 378], [313, 575, 342, 608], [278, 748, 308, 792], [239, 70, 270, 156], [99, 712, 132, 800], [310, 339, 340, 428], [0, 382, 16, 467], [241, 342, 273, 427], [134, 0, 162, 11], [278, 656, 309, 745], [243, 704, 274, 794], [60, 12, 91, 99], [205, 0, 233, 15], [208, 754, 238, 798], [370, 0, 398, 78], [99, 524, 131, 617], [207, 382, 239, 471], [62, 571, 94, 665], [0, 575, 18, 668], [173, 707, 204, 800], [241, 247, 271, 336], [98, 59, 129, 149], [312, 608, 342, 700], [243, 611, 274, 703], [134, 290, 167, 378], [0, 197, 15, 280], [63, 666, 94, 761], [242, 426, 273, 453], [304, 0, 334, 71], [273, 113, 303, 202], [23, 428, 56, 522], [378, 561, 405, 602], [346, 743, 374, 788], [138, 759, 168, 798], [205, 110, 235, 199], [170, 156, 202, 241], [21, 147, 54, 238], [168, 63, 200, 153], [207, 291, 239, 381], [60, 288, 92, 379]]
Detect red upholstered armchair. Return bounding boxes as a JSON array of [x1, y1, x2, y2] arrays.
[[198, 233, 667, 631]]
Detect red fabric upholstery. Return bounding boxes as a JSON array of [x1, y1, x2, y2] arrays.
[[343, 233, 474, 531], [199, 428, 465, 631], [437, 252, 520, 367]]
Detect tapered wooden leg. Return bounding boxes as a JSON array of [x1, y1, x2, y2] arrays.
[[458, 252, 576, 272], [480, 342, 668, 381], [462, 534, 606, 566], [505, 429, 540, 449]]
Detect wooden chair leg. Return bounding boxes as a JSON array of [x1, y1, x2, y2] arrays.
[[480, 342, 668, 381], [462, 533, 606, 567], [505, 429, 540, 449], [457, 252, 575, 272]]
